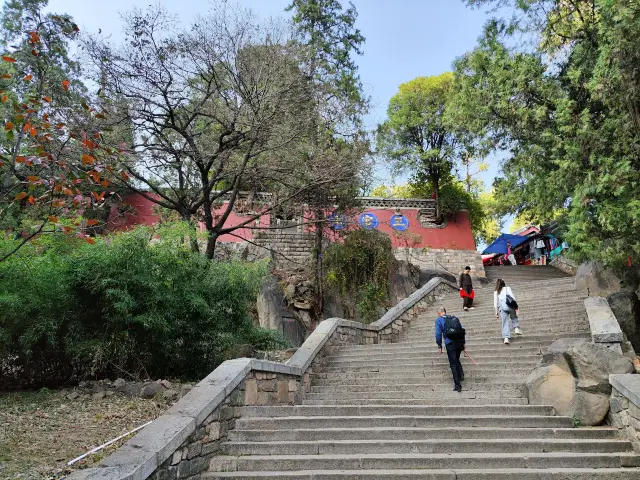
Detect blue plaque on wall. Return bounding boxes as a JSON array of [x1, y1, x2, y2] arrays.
[[328, 212, 348, 230], [390, 214, 409, 231], [358, 212, 379, 229]]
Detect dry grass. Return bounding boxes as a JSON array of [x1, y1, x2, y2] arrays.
[[0, 388, 174, 479]]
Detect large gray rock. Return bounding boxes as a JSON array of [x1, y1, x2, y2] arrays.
[[419, 268, 457, 287], [526, 364, 575, 416], [140, 382, 164, 399], [608, 292, 640, 352], [526, 338, 634, 425], [257, 276, 292, 331], [323, 291, 345, 320], [571, 391, 610, 426], [575, 261, 624, 296], [388, 260, 419, 305]]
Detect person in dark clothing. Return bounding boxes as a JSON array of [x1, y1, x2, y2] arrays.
[[435, 307, 465, 392], [459, 266, 474, 311]]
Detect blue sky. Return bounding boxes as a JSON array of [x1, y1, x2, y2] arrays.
[[47, 0, 511, 235]]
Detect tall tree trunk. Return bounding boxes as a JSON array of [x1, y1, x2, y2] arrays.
[[179, 209, 200, 254], [205, 230, 218, 260], [433, 174, 441, 223], [313, 208, 325, 322], [190, 234, 200, 254], [465, 156, 471, 193]]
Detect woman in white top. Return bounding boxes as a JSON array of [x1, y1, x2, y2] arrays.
[[493, 278, 522, 344]]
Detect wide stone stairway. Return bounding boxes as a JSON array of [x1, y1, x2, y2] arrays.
[[208, 266, 640, 478]]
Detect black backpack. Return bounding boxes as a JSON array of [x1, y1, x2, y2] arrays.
[[443, 315, 466, 343]]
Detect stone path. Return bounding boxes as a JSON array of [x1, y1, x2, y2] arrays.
[[207, 266, 640, 478]]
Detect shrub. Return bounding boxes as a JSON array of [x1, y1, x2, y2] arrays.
[[355, 284, 387, 324], [0, 225, 284, 389], [323, 229, 394, 322]]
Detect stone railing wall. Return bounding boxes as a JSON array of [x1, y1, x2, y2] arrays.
[[68, 277, 458, 480], [585, 296, 624, 354], [608, 374, 640, 451], [394, 248, 485, 278], [550, 255, 578, 276]]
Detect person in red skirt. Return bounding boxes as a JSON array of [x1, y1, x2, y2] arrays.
[[459, 266, 474, 311]]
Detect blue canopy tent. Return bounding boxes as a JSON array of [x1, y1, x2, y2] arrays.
[[482, 233, 530, 255]]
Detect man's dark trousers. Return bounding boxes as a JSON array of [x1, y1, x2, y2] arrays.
[[446, 342, 464, 390], [462, 286, 473, 309]]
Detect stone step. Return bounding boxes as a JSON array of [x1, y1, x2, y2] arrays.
[[414, 313, 584, 322], [395, 332, 589, 346], [304, 389, 526, 400], [302, 398, 531, 406], [413, 319, 586, 329], [205, 467, 640, 479], [237, 405, 555, 418], [208, 452, 640, 472], [333, 338, 578, 353], [311, 375, 533, 386], [323, 361, 540, 373], [410, 319, 586, 329], [228, 426, 621, 442], [327, 354, 542, 365], [310, 383, 525, 393], [235, 415, 569, 430], [412, 306, 586, 317], [331, 346, 546, 359], [418, 302, 583, 312], [405, 327, 589, 337], [221, 438, 632, 456], [429, 296, 583, 306]]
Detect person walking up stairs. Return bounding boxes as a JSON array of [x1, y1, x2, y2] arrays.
[[434, 307, 466, 392], [207, 266, 640, 478], [494, 278, 523, 344]]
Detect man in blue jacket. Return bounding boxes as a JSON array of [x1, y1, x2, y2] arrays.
[[435, 306, 465, 392]]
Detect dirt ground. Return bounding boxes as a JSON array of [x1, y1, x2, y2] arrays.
[[0, 388, 174, 479]]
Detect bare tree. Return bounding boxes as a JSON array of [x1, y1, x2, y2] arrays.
[[84, 4, 338, 258]]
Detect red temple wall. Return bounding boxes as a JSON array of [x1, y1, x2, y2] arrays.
[[107, 193, 476, 250]]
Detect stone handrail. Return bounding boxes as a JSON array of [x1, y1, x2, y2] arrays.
[[287, 277, 459, 372], [68, 277, 458, 480], [584, 297, 624, 353]]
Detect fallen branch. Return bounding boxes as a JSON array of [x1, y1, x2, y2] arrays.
[[67, 420, 152, 466]]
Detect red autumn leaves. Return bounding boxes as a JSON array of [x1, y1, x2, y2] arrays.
[[1, 35, 117, 243]]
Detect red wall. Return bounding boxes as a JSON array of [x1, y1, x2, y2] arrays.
[[107, 193, 268, 243], [108, 193, 476, 250], [323, 208, 476, 250]]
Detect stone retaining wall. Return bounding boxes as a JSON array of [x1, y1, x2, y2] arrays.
[[551, 255, 578, 276], [68, 277, 458, 480], [608, 374, 640, 451], [394, 248, 485, 278], [250, 232, 315, 268]]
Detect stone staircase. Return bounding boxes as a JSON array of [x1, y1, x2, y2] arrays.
[[207, 266, 640, 478]]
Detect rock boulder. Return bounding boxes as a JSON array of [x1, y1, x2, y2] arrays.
[[608, 292, 640, 353], [575, 261, 624, 297], [388, 260, 419, 305], [418, 268, 457, 287], [525, 338, 634, 425], [257, 276, 294, 331]]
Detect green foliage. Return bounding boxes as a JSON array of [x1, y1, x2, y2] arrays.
[[323, 229, 394, 321], [355, 284, 387, 325], [437, 181, 501, 246], [287, 0, 367, 121], [369, 183, 426, 199], [0, 225, 283, 389], [451, 0, 640, 268], [376, 74, 457, 218]]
